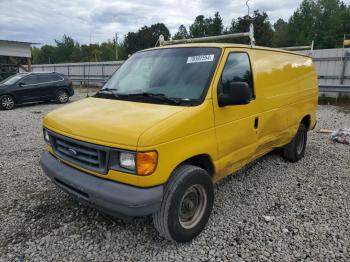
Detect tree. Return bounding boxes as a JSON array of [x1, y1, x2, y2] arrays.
[[287, 0, 350, 48], [54, 35, 81, 62], [123, 23, 170, 54], [189, 12, 224, 38], [189, 15, 207, 37], [207, 12, 223, 36], [272, 19, 290, 47], [173, 25, 189, 40]]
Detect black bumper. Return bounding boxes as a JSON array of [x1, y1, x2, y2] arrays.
[[40, 152, 163, 218]]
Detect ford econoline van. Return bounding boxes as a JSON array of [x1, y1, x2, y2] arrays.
[[40, 43, 318, 243]]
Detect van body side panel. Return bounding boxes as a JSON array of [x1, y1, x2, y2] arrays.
[[212, 48, 318, 181], [250, 50, 318, 155], [137, 99, 218, 187]]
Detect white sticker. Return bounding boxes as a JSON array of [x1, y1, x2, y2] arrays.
[[187, 55, 214, 64]]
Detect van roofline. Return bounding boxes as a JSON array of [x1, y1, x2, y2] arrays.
[[141, 43, 312, 58]]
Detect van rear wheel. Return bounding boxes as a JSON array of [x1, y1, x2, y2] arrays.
[[282, 124, 307, 162], [153, 165, 214, 243]]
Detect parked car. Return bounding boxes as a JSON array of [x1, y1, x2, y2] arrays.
[[0, 72, 74, 110], [40, 43, 318, 243]]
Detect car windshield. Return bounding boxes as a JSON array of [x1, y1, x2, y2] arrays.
[[0, 73, 27, 85], [99, 47, 221, 105]]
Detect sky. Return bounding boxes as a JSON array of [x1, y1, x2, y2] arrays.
[[0, 0, 346, 46]]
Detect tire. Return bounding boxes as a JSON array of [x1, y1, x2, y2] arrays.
[[56, 90, 69, 104], [0, 95, 15, 110], [282, 124, 307, 162], [153, 165, 214, 243]]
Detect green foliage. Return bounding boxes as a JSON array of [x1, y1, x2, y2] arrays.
[[188, 12, 223, 38], [32, 2, 350, 64], [287, 0, 350, 48], [123, 23, 170, 54], [272, 19, 289, 47], [173, 25, 189, 40]]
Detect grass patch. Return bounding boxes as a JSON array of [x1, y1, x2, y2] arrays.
[[319, 93, 350, 105]]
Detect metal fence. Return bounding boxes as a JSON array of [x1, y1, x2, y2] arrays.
[[31, 47, 350, 93], [31, 61, 124, 86], [301, 48, 350, 93]]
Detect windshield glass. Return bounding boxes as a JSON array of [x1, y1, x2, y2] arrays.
[[0, 73, 27, 85], [99, 47, 221, 105]]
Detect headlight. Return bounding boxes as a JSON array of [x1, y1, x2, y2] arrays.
[[119, 152, 136, 171], [43, 129, 50, 143]]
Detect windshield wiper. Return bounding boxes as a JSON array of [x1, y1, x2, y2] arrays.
[[98, 88, 118, 92], [118, 92, 181, 105], [95, 88, 120, 99]]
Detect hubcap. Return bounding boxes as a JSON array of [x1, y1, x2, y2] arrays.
[[296, 130, 305, 155], [58, 92, 68, 103], [1, 97, 14, 109], [179, 184, 207, 229]]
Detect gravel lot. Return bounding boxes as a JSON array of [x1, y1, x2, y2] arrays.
[[0, 93, 349, 261]]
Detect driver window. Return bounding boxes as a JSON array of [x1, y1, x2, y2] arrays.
[[219, 53, 254, 98]]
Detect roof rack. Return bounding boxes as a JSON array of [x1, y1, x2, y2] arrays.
[[159, 23, 256, 47], [281, 41, 314, 56]]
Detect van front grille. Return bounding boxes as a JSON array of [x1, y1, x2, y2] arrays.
[[49, 132, 109, 174]]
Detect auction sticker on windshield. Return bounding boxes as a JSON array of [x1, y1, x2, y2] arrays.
[[187, 55, 215, 64]]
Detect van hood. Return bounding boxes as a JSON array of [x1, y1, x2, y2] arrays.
[[43, 97, 186, 148]]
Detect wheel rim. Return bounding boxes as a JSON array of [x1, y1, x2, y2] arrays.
[[296, 129, 305, 155], [1, 97, 14, 109], [179, 184, 207, 229], [58, 92, 68, 103]]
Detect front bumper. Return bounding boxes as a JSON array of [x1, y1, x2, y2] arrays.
[[40, 152, 163, 218]]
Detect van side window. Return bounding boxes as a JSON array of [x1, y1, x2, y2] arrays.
[[220, 53, 254, 98]]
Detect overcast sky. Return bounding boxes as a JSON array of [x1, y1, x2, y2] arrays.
[[0, 0, 348, 46]]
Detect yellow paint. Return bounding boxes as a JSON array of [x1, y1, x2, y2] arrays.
[[43, 43, 318, 188], [344, 39, 350, 46]]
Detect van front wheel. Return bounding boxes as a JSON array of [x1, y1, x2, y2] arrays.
[[282, 124, 307, 162], [153, 165, 214, 243]]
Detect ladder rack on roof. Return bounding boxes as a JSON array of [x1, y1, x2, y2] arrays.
[[159, 24, 256, 47], [281, 41, 314, 56]]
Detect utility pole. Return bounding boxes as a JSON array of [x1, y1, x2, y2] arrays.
[[115, 32, 118, 61]]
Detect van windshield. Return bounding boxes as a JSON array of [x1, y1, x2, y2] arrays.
[[98, 47, 221, 106]]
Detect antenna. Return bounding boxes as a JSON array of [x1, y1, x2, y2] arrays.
[[115, 32, 118, 61], [246, 0, 255, 47], [246, 0, 251, 17], [86, 30, 92, 97]]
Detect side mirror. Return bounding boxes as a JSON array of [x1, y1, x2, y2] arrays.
[[18, 82, 24, 87], [218, 82, 252, 107]]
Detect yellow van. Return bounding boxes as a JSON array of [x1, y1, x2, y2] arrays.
[[40, 42, 318, 243]]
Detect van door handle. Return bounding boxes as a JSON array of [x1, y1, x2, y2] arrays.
[[254, 117, 259, 129]]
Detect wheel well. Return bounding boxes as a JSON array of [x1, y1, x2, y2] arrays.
[[1, 94, 16, 102], [57, 87, 68, 93], [182, 154, 215, 177], [301, 115, 311, 130]]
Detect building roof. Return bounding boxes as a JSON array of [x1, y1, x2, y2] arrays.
[[0, 40, 39, 58], [0, 40, 40, 45]]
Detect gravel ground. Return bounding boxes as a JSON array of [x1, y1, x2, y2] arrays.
[[0, 94, 349, 261]]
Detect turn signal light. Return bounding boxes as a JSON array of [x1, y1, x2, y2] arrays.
[[136, 151, 158, 176]]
